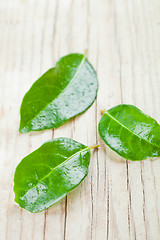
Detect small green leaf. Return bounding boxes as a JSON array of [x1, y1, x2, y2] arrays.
[[19, 53, 98, 133], [14, 138, 95, 213], [98, 104, 160, 161]]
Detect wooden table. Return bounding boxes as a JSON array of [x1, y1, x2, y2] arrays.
[[1, 0, 160, 239]]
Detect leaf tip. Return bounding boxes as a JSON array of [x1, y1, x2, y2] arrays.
[[19, 125, 30, 134]]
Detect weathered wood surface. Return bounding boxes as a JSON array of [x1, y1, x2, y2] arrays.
[[0, 0, 160, 239]]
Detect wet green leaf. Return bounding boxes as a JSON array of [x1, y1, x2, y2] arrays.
[[98, 104, 160, 160], [19, 53, 98, 133], [13, 138, 95, 212]]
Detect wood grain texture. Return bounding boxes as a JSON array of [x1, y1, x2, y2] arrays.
[[0, 0, 160, 239]]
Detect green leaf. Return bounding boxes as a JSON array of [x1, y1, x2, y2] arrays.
[[14, 138, 94, 213], [19, 53, 98, 133], [98, 104, 160, 161]]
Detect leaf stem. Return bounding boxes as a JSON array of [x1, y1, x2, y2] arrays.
[[84, 49, 88, 57], [89, 144, 99, 150], [100, 109, 106, 115]]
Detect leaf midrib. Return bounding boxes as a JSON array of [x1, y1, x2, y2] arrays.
[[20, 146, 89, 199], [104, 111, 160, 149], [21, 55, 86, 130]]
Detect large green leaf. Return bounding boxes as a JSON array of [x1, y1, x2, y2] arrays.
[[98, 104, 160, 160], [19, 53, 98, 133], [14, 137, 93, 212]]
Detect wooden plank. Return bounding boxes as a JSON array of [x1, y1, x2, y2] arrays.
[[0, 0, 160, 239]]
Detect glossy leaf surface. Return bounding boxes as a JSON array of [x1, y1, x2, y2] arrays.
[[98, 104, 160, 160], [19, 53, 98, 133], [14, 138, 91, 212]]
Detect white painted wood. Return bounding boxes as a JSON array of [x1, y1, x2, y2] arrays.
[[0, 0, 160, 239]]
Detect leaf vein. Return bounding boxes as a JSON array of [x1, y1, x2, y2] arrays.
[[20, 147, 89, 199], [104, 111, 160, 149], [21, 55, 86, 130]]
